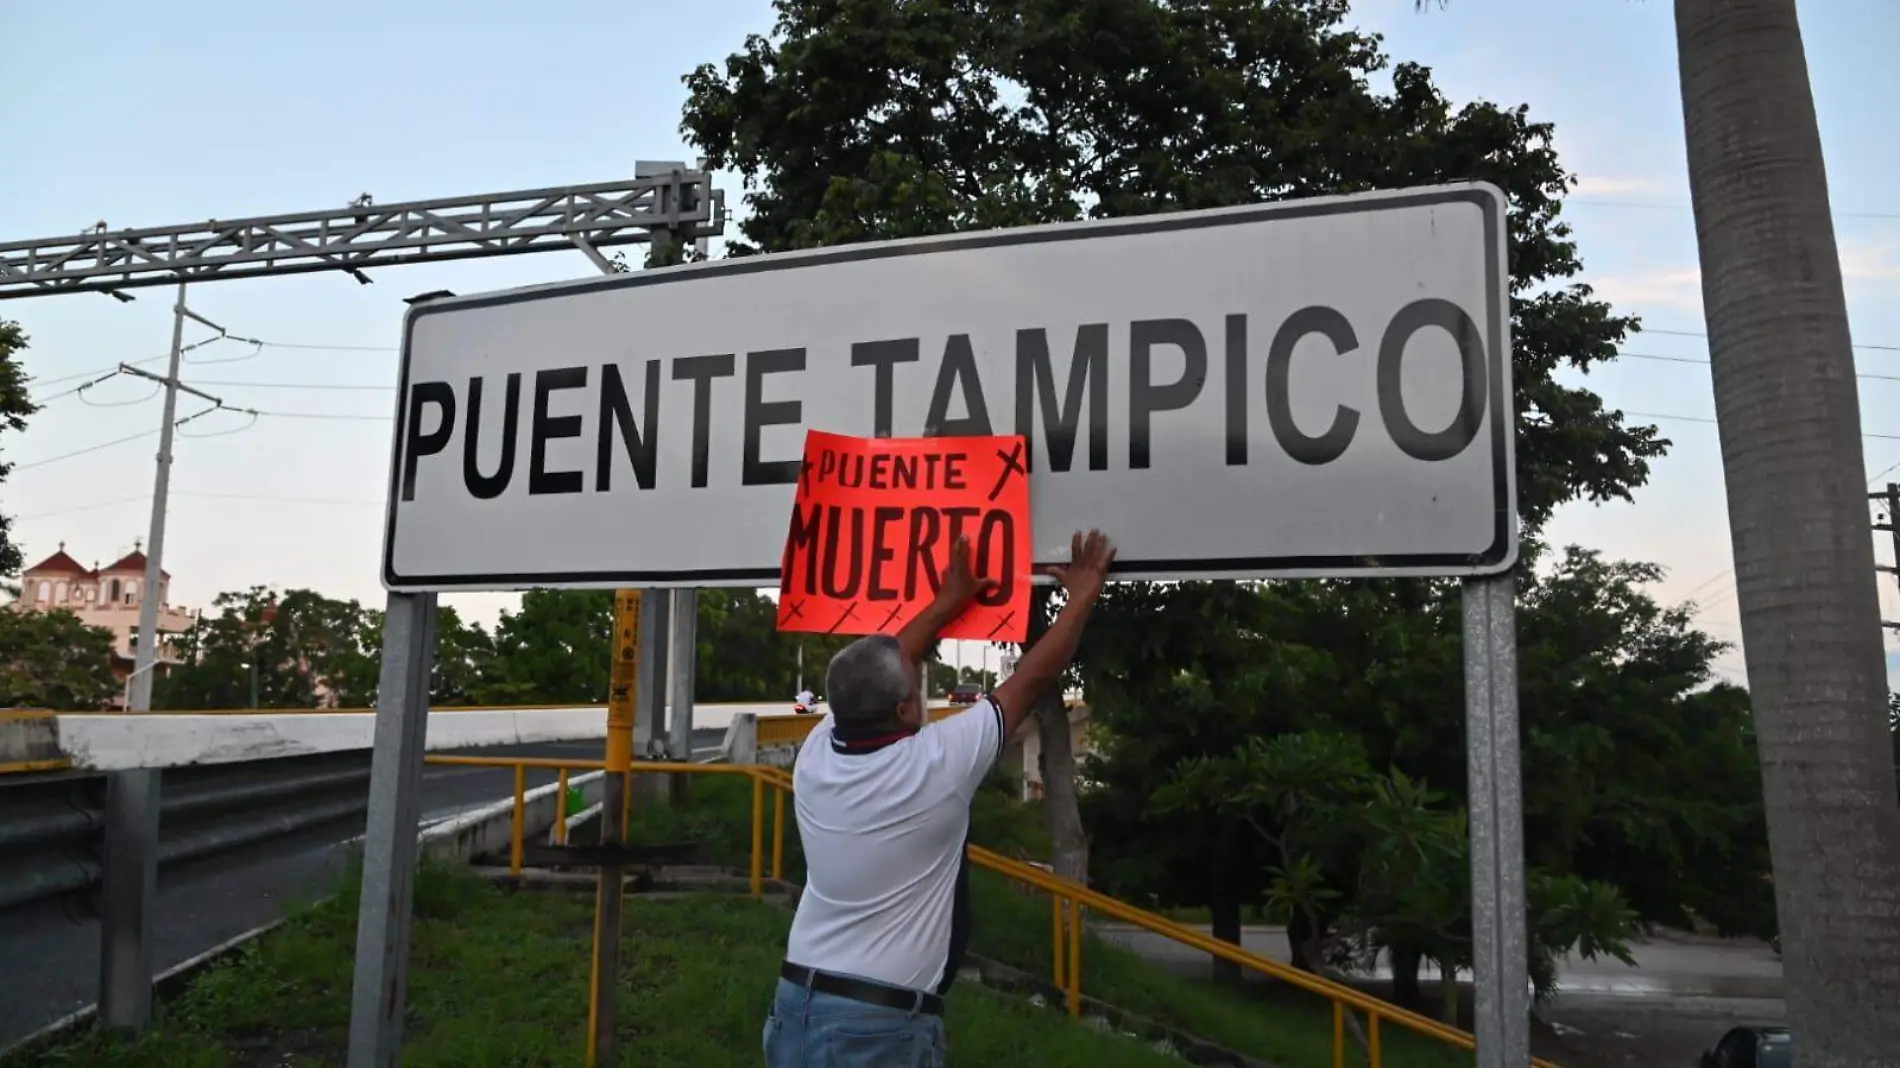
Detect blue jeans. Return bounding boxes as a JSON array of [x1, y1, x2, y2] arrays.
[[763, 976, 947, 1067]]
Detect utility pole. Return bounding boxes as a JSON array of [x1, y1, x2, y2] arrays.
[[98, 283, 230, 1031], [1872, 482, 1900, 633]]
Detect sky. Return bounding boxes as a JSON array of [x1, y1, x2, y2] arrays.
[[3, 0, 1898, 686]]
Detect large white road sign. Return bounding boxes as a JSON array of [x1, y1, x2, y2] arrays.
[[383, 183, 1514, 592]]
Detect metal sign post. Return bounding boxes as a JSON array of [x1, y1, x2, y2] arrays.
[[367, 184, 1528, 1064], [345, 592, 438, 1068], [667, 589, 699, 800], [587, 588, 642, 1067], [1462, 573, 1528, 1067]]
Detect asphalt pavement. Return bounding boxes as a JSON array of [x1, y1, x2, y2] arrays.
[[0, 735, 717, 1048]]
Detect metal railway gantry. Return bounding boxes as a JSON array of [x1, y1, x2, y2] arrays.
[[0, 162, 724, 1057], [0, 164, 723, 299]]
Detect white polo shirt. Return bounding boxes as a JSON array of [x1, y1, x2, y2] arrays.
[[783, 698, 1006, 993]]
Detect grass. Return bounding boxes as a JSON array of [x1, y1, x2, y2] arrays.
[[627, 773, 1474, 1068], [9, 862, 1184, 1068], [16, 772, 1475, 1067]]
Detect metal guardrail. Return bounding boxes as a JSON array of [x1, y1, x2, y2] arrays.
[[462, 754, 1549, 1068], [0, 751, 373, 911]]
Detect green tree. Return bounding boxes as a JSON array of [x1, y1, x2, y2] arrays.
[[155, 587, 379, 709], [329, 604, 493, 707], [1157, 730, 1640, 1020], [682, 0, 1669, 881], [477, 590, 615, 705], [1080, 546, 1767, 1004], [0, 607, 120, 709], [0, 321, 39, 581]]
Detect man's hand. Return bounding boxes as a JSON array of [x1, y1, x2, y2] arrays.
[[993, 529, 1115, 738], [1041, 530, 1116, 606], [896, 535, 998, 665], [939, 534, 1001, 612]]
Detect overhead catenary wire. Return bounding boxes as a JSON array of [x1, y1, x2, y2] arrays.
[[14, 489, 386, 521]]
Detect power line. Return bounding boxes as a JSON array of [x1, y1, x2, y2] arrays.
[[14, 489, 386, 522], [12, 428, 159, 471], [27, 336, 396, 394], [1630, 409, 1900, 442], [250, 409, 390, 422], [1635, 327, 1900, 354], [255, 340, 396, 353], [1619, 351, 1900, 384], [185, 379, 394, 392], [1570, 197, 1900, 222]]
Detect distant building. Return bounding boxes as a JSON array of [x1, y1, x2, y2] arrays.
[[9, 540, 200, 706]]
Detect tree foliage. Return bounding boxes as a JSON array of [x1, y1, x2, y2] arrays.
[[156, 587, 381, 709], [0, 320, 39, 581], [1080, 547, 1772, 1003], [681, 0, 1668, 529], [0, 607, 120, 709]]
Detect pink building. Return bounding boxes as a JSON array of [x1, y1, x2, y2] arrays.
[[10, 540, 200, 705]]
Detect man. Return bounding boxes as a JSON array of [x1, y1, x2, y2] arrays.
[[764, 529, 1116, 1067]]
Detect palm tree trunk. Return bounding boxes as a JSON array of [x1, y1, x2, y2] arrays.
[[1676, 0, 1900, 1056]]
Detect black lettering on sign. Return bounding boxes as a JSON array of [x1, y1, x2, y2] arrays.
[[1128, 319, 1207, 469], [820, 504, 864, 599], [891, 454, 918, 490], [974, 508, 1014, 607], [781, 499, 822, 597], [1267, 307, 1361, 467], [943, 505, 980, 551], [463, 373, 521, 500], [597, 361, 660, 492], [851, 338, 920, 438], [400, 381, 455, 501], [867, 506, 905, 601], [1224, 315, 1248, 466], [904, 507, 942, 600], [743, 348, 805, 486], [943, 453, 968, 490], [529, 366, 588, 495], [1377, 298, 1487, 462], [1015, 324, 1108, 473], [924, 335, 994, 437], [672, 354, 736, 488]]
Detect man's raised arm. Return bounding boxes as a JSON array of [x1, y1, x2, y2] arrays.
[[895, 535, 997, 666], [992, 530, 1116, 738]]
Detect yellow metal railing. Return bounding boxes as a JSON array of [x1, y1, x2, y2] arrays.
[[437, 753, 1555, 1068]]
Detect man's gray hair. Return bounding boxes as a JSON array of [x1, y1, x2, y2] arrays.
[[825, 635, 913, 724]]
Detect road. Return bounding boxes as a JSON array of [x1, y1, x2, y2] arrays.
[[1097, 924, 1784, 1068], [0, 735, 718, 1048]]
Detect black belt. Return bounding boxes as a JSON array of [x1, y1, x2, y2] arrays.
[[780, 962, 945, 1017]]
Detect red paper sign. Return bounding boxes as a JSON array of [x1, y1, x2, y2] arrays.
[[776, 431, 1031, 642]]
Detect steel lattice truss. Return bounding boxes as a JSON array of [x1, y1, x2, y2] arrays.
[[0, 172, 722, 299]]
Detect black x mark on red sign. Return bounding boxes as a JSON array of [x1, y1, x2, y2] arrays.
[[783, 599, 806, 621], [987, 441, 1028, 502], [826, 602, 860, 634]]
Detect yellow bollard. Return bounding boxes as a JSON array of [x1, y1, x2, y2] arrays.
[[510, 764, 526, 874], [771, 786, 786, 880], [750, 775, 765, 897], [1369, 1011, 1382, 1068], [555, 768, 570, 844]]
